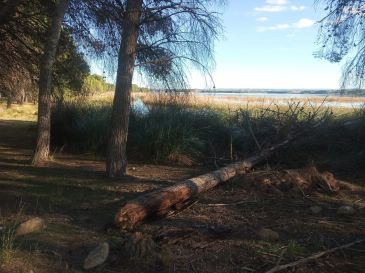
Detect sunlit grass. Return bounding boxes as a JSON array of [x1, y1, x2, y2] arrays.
[[0, 102, 37, 121], [1, 92, 362, 123], [135, 92, 362, 115]]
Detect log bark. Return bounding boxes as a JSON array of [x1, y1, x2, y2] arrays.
[[106, 0, 143, 178], [115, 137, 293, 230]]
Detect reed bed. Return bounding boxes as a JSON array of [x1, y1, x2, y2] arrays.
[[135, 92, 363, 113], [50, 92, 365, 165]]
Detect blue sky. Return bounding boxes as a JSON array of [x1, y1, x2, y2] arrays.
[[190, 0, 343, 90], [91, 0, 343, 90]]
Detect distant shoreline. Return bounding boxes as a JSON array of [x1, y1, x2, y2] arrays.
[[135, 91, 365, 109], [195, 89, 365, 96]]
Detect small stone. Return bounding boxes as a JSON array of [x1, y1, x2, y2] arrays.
[[337, 205, 355, 215], [310, 206, 322, 214], [15, 217, 46, 237], [83, 242, 109, 270], [258, 228, 279, 241], [80, 203, 91, 210]]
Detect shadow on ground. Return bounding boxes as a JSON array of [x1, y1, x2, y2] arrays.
[[0, 120, 364, 273]]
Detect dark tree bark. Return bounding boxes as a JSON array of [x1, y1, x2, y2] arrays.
[[106, 0, 143, 178], [31, 0, 69, 165], [0, 0, 23, 25], [6, 96, 11, 108]]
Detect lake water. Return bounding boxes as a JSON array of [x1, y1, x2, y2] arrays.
[[133, 91, 365, 111], [198, 92, 365, 109], [199, 92, 329, 99]]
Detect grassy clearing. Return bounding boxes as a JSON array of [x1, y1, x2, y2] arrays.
[[0, 102, 37, 122]]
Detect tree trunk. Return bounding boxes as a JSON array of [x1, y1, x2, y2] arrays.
[[6, 96, 11, 108], [19, 88, 25, 105], [115, 137, 294, 230], [106, 0, 143, 178], [31, 0, 69, 166]]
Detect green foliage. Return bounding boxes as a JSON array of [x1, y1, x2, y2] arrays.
[[52, 32, 90, 100], [51, 100, 229, 163], [81, 74, 115, 96], [0, 213, 18, 265], [128, 102, 228, 162], [286, 240, 307, 258], [132, 84, 149, 93], [50, 98, 339, 165], [51, 101, 112, 154], [0, 1, 91, 103], [316, 1, 365, 88], [0, 227, 15, 264]]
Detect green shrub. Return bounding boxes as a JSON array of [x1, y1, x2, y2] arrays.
[[128, 103, 229, 162], [51, 100, 230, 163], [0, 226, 15, 264], [51, 98, 360, 166], [51, 101, 112, 154]]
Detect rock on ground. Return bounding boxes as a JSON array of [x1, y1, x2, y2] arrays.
[[258, 228, 279, 241], [15, 217, 46, 237], [337, 205, 355, 215], [83, 242, 109, 270], [310, 206, 322, 214]]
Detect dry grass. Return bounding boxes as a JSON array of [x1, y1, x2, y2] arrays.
[[0, 102, 37, 121], [69, 90, 365, 112], [1, 91, 362, 123], [134, 92, 363, 114]]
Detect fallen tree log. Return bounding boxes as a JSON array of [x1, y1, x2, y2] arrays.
[[115, 137, 294, 230]]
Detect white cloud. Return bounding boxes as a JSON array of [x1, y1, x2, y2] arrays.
[[290, 5, 306, 11], [255, 1, 306, 13], [266, 0, 289, 5], [255, 5, 287, 12], [257, 24, 290, 32], [257, 18, 316, 32], [276, 24, 290, 29], [257, 16, 268, 22], [294, 18, 316, 28]]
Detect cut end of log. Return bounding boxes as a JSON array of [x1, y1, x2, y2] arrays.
[[115, 202, 148, 230], [115, 211, 133, 230]]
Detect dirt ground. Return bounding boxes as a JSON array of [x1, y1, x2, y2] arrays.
[[0, 119, 364, 273]]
